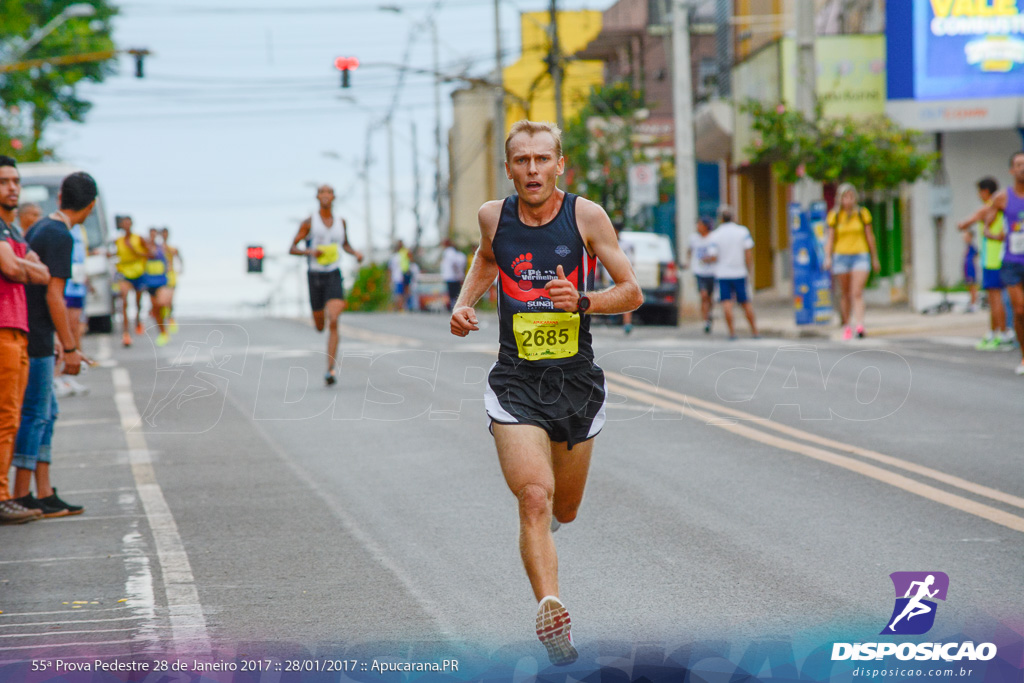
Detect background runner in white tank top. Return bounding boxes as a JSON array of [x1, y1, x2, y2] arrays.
[[307, 210, 344, 273]]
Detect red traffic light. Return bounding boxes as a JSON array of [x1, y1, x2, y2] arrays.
[[247, 246, 264, 259], [334, 57, 359, 71]]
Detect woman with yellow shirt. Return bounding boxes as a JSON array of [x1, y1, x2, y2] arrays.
[[823, 184, 881, 340]]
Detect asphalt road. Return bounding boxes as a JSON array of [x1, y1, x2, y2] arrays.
[[2, 312, 1022, 675]]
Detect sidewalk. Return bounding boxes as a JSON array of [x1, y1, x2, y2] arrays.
[[0, 335, 175, 667], [749, 292, 992, 341]]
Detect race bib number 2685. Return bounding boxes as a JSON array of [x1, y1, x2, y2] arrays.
[[513, 312, 580, 361]]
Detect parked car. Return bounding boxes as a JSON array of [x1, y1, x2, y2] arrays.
[[18, 163, 114, 333], [617, 231, 680, 325]]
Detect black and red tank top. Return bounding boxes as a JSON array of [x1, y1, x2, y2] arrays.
[[492, 193, 597, 367]]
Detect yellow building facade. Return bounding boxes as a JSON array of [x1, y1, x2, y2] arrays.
[[503, 11, 605, 131]]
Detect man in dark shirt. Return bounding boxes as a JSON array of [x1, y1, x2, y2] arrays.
[[11, 171, 98, 517], [0, 156, 51, 524]]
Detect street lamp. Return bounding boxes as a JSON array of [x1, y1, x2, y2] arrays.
[[6, 3, 97, 63]]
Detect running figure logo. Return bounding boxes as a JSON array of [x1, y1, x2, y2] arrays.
[[881, 571, 949, 635]]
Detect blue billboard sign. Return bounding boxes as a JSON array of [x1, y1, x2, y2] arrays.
[[888, 0, 1024, 101]]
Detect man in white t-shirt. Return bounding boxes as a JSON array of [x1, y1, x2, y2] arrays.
[[686, 216, 718, 333], [709, 205, 759, 339], [440, 238, 467, 311]]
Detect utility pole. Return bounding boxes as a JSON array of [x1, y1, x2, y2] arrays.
[[387, 116, 398, 247], [430, 18, 445, 244], [671, 0, 698, 318], [412, 121, 424, 250], [363, 123, 374, 262], [795, 0, 820, 206], [548, 0, 564, 132], [493, 0, 508, 199]]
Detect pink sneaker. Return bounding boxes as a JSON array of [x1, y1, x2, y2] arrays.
[[842, 326, 853, 340], [856, 325, 865, 339]]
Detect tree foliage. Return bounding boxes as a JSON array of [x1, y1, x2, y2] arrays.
[[562, 82, 649, 224], [0, 0, 119, 161], [742, 100, 937, 193], [345, 264, 393, 312]]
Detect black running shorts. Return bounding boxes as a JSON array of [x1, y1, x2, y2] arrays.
[[485, 360, 607, 450], [308, 269, 345, 311]]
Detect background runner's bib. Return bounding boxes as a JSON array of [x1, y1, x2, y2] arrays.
[[492, 193, 596, 367], [316, 242, 340, 266], [1010, 231, 1024, 255], [307, 210, 343, 273], [146, 245, 167, 276]]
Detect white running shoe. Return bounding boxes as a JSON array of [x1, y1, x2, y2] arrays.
[[1015, 362, 1024, 376], [52, 378, 73, 398], [536, 596, 577, 666], [64, 377, 89, 395]]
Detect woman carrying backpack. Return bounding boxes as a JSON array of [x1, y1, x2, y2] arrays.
[[823, 184, 881, 339]]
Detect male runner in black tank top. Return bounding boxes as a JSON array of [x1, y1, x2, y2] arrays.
[[450, 120, 642, 666]]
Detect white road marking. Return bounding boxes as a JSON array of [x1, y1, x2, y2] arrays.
[[112, 367, 211, 656], [0, 616, 147, 629], [0, 554, 135, 565]]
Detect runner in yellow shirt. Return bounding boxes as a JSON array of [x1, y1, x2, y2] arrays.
[[160, 227, 182, 333], [111, 215, 150, 347]]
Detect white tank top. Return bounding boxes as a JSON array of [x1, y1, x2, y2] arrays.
[[307, 210, 343, 273]]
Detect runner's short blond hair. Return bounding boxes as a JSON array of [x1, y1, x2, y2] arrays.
[[505, 120, 562, 162]]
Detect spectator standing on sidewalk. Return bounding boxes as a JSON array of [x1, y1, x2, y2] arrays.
[[824, 184, 880, 339], [16, 202, 41, 236], [710, 205, 759, 339], [440, 238, 467, 312], [388, 240, 411, 311], [56, 220, 91, 397], [0, 156, 50, 524], [962, 228, 979, 312], [959, 177, 1014, 350], [11, 172, 98, 517], [686, 216, 718, 334]]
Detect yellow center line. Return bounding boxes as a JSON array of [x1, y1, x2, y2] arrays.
[[606, 370, 1024, 512], [605, 379, 1024, 535]]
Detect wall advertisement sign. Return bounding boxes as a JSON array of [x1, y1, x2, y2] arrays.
[[888, 0, 1024, 101]]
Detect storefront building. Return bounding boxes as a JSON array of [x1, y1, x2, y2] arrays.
[[887, 0, 1024, 310]]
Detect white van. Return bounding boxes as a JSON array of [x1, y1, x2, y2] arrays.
[[18, 163, 114, 333], [616, 230, 680, 325]]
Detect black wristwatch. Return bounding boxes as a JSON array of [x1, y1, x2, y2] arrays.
[[576, 294, 591, 314], [64, 347, 77, 354]]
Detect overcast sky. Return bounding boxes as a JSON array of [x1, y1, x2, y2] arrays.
[[44, 0, 607, 315]]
